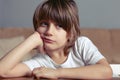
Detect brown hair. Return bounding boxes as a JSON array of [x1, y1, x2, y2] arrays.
[[33, 0, 81, 55]]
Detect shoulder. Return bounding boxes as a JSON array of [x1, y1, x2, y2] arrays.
[[73, 36, 105, 65], [75, 36, 93, 46], [76, 36, 91, 42], [74, 36, 98, 53], [71, 36, 94, 56]]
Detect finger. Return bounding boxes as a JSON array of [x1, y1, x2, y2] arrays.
[[35, 72, 43, 79], [32, 67, 41, 75], [33, 70, 47, 80], [32, 67, 45, 75]]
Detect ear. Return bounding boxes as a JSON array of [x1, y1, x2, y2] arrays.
[[66, 33, 71, 41]]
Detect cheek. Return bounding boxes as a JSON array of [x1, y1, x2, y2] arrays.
[[37, 27, 47, 34], [58, 37, 68, 47], [58, 33, 68, 43]]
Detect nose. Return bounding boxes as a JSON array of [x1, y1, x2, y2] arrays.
[[44, 23, 54, 36]]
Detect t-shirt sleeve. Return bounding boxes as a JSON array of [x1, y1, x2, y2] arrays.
[[22, 54, 44, 71], [78, 37, 105, 65], [23, 59, 40, 71], [22, 54, 53, 71]]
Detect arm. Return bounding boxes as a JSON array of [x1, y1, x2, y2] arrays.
[[32, 58, 112, 79], [0, 32, 43, 78], [58, 58, 112, 79]]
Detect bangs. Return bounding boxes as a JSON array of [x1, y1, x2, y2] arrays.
[[34, 0, 74, 31]]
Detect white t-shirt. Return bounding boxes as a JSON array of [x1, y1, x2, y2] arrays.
[[23, 36, 105, 71]]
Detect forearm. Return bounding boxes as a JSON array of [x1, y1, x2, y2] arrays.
[[0, 32, 42, 74], [58, 64, 112, 79], [0, 39, 34, 73]]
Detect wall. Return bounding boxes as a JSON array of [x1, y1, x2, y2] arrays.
[[0, 0, 3, 26], [0, 0, 120, 28], [0, 0, 43, 27], [77, 0, 120, 28]]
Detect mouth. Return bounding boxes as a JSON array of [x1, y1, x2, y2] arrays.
[[42, 37, 55, 43]]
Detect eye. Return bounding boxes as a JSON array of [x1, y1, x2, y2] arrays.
[[56, 24, 63, 29], [40, 22, 49, 27]]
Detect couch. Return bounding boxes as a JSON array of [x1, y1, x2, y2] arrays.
[[0, 27, 120, 64], [0, 27, 120, 77]]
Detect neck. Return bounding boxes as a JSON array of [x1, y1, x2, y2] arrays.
[[46, 49, 68, 64], [46, 49, 65, 58]]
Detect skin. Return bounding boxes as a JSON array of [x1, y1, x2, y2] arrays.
[[0, 20, 112, 79]]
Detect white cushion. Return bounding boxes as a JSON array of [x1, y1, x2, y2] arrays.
[[0, 36, 25, 58], [110, 64, 120, 77]]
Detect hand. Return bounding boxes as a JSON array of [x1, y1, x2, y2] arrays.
[[27, 31, 43, 48], [30, 32, 45, 53], [32, 67, 59, 79]]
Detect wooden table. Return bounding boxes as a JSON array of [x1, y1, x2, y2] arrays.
[[0, 77, 120, 80]]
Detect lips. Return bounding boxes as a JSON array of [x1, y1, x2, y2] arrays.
[[42, 37, 54, 43]]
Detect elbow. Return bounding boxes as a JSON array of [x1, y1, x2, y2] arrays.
[[104, 71, 113, 79], [0, 70, 10, 78], [0, 73, 12, 78], [0, 69, 4, 78], [0, 65, 6, 78], [0, 72, 7, 78], [107, 68, 113, 79], [102, 66, 113, 79], [0, 66, 11, 78]]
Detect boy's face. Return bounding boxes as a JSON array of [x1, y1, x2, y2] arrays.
[[37, 20, 68, 52]]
